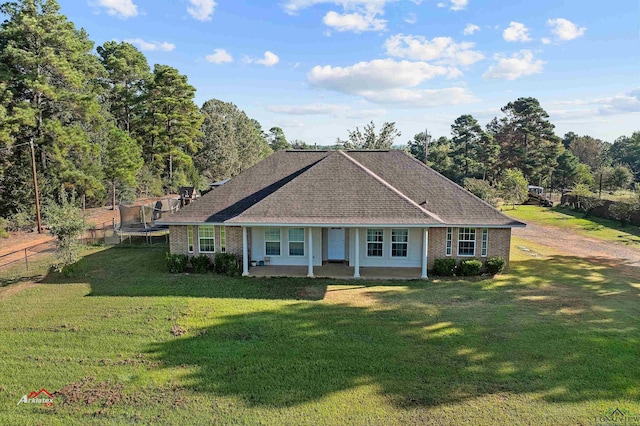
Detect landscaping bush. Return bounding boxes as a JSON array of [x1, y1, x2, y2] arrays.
[[0, 217, 8, 238], [45, 197, 86, 273], [166, 253, 188, 273], [485, 257, 506, 275], [458, 259, 482, 276], [433, 258, 457, 276], [190, 255, 211, 273], [214, 252, 241, 276]]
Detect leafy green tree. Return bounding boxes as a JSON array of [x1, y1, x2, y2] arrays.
[[340, 121, 401, 149], [407, 133, 457, 179], [194, 99, 272, 182], [568, 135, 611, 171], [611, 132, 640, 182], [449, 114, 498, 182], [45, 194, 86, 273], [0, 0, 107, 212], [97, 41, 150, 135], [143, 64, 202, 191], [103, 127, 143, 209], [499, 168, 528, 209], [552, 149, 580, 190], [269, 126, 291, 151], [290, 139, 311, 150], [463, 178, 498, 206], [604, 164, 634, 190]]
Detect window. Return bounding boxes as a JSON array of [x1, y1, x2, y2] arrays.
[[288, 228, 305, 256], [391, 229, 408, 257], [367, 228, 383, 257], [187, 225, 194, 253], [265, 228, 281, 256], [457, 228, 476, 256], [220, 226, 226, 253], [445, 227, 452, 256], [198, 225, 215, 253], [481, 228, 488, 257]]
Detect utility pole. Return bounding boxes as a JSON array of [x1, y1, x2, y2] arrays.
[[29, 138, 43, 233], [423, 128, 432, 164]]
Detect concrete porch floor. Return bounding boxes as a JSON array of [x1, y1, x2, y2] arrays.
[[248, 264, 424, 280]]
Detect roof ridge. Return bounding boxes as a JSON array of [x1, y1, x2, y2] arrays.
[[401, 151, 522, 224], [337, 150, 444, 223]]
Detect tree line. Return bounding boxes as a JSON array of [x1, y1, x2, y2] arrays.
[[0, 0, 290, 224]]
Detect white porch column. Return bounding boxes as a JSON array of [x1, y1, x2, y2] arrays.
[[242, 226, 249, 276], [354, 227, 360, 278], [307, 227, 314, 277], [421, 228, 428, 279]]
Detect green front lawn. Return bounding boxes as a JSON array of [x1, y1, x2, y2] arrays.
[[1, 241, 639, 425], [506, 205, 640, 246]]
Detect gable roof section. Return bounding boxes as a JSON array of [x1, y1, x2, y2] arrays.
[[226, 150, 442, 225], [159, 150, 523, 227], [160, 151, 330, 224], [347, 150, 522, 226]]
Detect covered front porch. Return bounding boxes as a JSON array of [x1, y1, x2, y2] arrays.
[[241, 226, 430, 279], [248, 264, 424, 280]]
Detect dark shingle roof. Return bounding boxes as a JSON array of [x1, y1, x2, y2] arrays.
[[159, 150, 523, 227]]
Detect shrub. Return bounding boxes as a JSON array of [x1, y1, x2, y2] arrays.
[[190, 255, 211, 274], [485, 257, 506, 275], [45, 196, 86, 273], [7, 210, 34, 231], [166, 253, 188, 273], [458, 259, 482, 276], [213, 252, 241, 276], [433, 258, 457, 276], [608, 198, 640, 227], [0, 217, 8, 238]]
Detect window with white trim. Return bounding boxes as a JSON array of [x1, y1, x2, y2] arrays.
[[367, 228, 383, 257], [198, 225, 215, 253], [288, 228, 305, 256], [187, 225, 194, 253], [391, 229, 408, 257], [457, 227, 476, 256], [265, 228, 281, 256], [481, 228, 488, 257], [445, 227, 452, 256], [220, 226, 226, 253]]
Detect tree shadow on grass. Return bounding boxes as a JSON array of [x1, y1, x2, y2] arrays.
[[146, 254, 640, 408]]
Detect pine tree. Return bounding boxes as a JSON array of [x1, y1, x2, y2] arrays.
[[103, 127, 143, 209], [0, 0, 107, 210]]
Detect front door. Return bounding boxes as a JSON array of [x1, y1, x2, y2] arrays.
[[327, 228, 345, 260]]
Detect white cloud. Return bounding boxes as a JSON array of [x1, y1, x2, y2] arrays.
[[282, 0, 395, 15], [205, 49, 233, 64], [323, 10, 387, 32], [450, 0, 468, 11], [404, 13, 417, 24], [541, 37, 551, 45], [124, 38, 175, 52], [547, 18, 586, 41], [463, 24, 480, 35], [93, 0, 138, 18], [267, 103, 387, 119], [187, 0, 216, 22], [246, 51, 280, 66], [482, 50, 544, 80], [503, 21, 532, 42], [308, 59, 476, 107], [384, 34, 484, 66]]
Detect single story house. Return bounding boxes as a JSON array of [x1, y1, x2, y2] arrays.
[[158, 150, 524, 278]]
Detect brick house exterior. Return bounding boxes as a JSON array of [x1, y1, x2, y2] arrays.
[[158, 150, 524, 278]]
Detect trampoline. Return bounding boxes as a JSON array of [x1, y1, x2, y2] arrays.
[[115, 198, 180, 244]]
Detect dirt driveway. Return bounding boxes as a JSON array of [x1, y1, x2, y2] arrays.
[[513, 222, 640, 267]]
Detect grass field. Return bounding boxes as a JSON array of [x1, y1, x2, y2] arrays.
[[506, 205, 640, 246], [1, 240, 639, 425]]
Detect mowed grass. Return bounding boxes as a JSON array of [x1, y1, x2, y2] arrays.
[[506, 205, 640, 246], [0, 241, 639, 425]]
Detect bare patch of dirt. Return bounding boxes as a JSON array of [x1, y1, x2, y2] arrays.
[[54, 377, 124, 407]]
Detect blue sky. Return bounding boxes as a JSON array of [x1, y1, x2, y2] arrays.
[[59, 0, 639, 145]]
